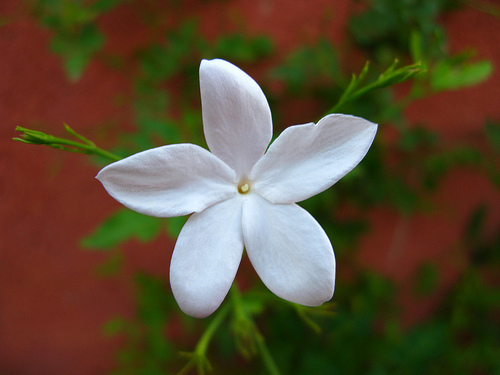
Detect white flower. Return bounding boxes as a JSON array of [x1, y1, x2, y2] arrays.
[[97, 59, 377, 318]]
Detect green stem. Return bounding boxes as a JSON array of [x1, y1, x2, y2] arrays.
[[230, 285, 282, 375], [14, 125, 122, 162], [324, 60, 423, 117], [229, 284, 244, 316], [177, 303, 231, 375], [328, 94, 348, 115], [48, 135, 121, 161], [255, 335, 282, 375], [196, 302, 230, 355]]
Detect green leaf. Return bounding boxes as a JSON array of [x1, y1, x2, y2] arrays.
[[82, 208, 162, 249], [424, 146, 483, 188], [272, 38, 340, 93], [348, 0, 449, 62], [90, 0, 128, 13], [139, 44, 178, 82], [94, 250, 124, 277], [35, 0, 97, 29], [50, 24, 105, 81], [485, 121, 500, 153], [135, 273, 173, 327], [398, 126, 438, 151], [414, 263, 439, 296], [431, 59, 493, 91], [387, 177, 420, 214], [214, 34, 273, 62], [166, 216, 187, 238], [464, 204, 487, 243], [103, 315, 128, 337]]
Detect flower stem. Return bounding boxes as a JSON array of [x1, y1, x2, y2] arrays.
[[177, 303, 230, 375], [13, 125, 122, 162], [255, 334, 282, 375], [230, 285, 282, 375], [196, 302, 230, 355], [324, 60, 423, 117]]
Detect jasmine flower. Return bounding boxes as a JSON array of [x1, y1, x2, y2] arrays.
[[97, 59, 377, 318]]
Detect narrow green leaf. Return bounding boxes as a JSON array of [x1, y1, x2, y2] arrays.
[[82, 208, 162, 249], [431, 59, 493, 91], [410, 29, 424, 64]]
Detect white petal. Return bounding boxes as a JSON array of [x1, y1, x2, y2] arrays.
[[96, 144, 237, 217], [170, 197, 244, 318], [200, 59, 273, 178], [242, 194, 335, 306], [251, 114, 378, 203]]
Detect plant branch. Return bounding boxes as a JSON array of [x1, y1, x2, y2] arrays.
[[177, 303, 230, 375], [230, 285, 282, 375], [14, 124, 121, 162], [325, 59, 424, 117]]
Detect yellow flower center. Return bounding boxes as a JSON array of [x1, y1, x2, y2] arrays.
[[238, 182, 250, 194]]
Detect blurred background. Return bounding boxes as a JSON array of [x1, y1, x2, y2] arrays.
[[1, 0, 499, 374]]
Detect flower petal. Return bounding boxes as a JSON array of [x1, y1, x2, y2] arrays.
[[242, 194, 335, 306], [251, 114, 378, 203], [96, 144, 237, 217], [200, 59, 273, 178], [170, 197, 244, 318]]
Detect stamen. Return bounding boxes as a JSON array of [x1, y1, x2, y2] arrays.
[[238, 183, 250, 194]]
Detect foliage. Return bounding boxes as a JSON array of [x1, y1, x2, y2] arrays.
[[30, 0, 129, 80], [82, 208, 163, 249], [16, 0, 499, 374], [103, 273, 176, 375]]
